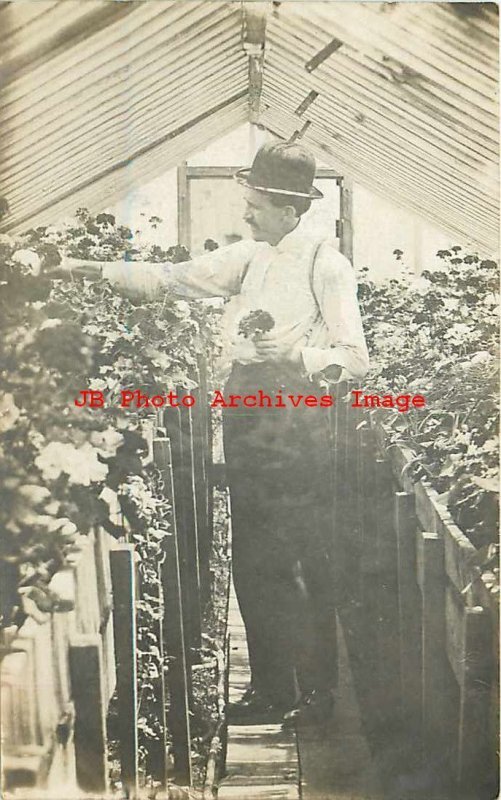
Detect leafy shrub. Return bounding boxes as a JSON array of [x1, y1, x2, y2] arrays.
[[0, 209, 223, 783], [358, 248, 499, 553]]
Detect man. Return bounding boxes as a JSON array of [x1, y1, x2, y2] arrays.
[[61, 142, 369, 724]]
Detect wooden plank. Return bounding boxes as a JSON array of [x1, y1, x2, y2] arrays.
[[155, 562, 170, 790], [185, 166, 341, 179], [332, 384, 350, 598], [94, 526, 115, 696], [153, 436, 192, 785], [69, 634, 108, 793], [358, 426, 380, 577], [394, 491, 421, 731], [17, 619, 58, 749], [1, 650, 38, 749], [374, 457, 396, 572], [74, 530, 101, 635], [192, 384, 211, 608], [180, 401, 203, 651], [49, 569, 76, 710], [220, 585, 299, 799], [163, 407, 192, 654], [417, 531, 446, 760], [441, 517, 478, 597], [413, 480, 439, 534], [305, 36, 343, 72], [373, 457, 401, 725], [338, 176, 353, 261], [456, 606, 493, 791], [177, 161, 190, 250], [109, 545, 139, 798]]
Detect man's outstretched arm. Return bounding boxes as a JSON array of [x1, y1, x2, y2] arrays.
[[54, 239, 258, 301]]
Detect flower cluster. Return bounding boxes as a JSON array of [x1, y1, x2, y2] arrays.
[[358, 248, 499, 556], [0, 210, 221, 629]]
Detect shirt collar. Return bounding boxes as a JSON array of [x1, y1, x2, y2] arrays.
[[273, 218, 305, 254]]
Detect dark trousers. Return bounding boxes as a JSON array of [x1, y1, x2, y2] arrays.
[[223, 362, 338, 708]]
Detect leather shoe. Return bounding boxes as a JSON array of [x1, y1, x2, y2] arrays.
[[282, 689, 335, 728], [226, 688, 285, 723]]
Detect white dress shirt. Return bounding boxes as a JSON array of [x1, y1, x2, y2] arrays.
[[102, 221, 369, 382]]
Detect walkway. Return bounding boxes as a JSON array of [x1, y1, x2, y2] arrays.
[[218, 587, 382, 799], [218, 587, 299, 799]]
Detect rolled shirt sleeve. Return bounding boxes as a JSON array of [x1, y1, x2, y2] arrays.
[[300, 244, 370, 381], [102, 240, 258, 301]]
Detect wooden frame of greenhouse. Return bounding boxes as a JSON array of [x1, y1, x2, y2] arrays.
[[0, 3, 498, 800]]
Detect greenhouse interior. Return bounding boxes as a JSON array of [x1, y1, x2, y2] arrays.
[[0, 2, 499, 799]]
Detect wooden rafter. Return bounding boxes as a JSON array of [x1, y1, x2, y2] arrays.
[[242, 3, 269, 123]]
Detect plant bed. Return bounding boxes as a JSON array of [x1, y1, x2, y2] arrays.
[[371, 413, 499, 615], [358, 247, 499, 590], [192, 488, 231, 795]]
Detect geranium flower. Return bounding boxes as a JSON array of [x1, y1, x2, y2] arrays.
[[89, 428, 124, 457], [39, 318, 62, 331], [35, 441, 108, 485], [12, 249, 42, 276], [0, 393, 21, 433]]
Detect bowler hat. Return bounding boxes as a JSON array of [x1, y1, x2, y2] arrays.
[[235, 142, 323, 199]]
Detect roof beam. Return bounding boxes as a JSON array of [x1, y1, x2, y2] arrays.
[[242, 3, 269, 123]]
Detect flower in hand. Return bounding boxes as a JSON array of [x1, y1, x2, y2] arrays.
[[238, 309, 275, 340]]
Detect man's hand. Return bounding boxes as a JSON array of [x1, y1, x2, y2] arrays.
[[231, 334, 263, 365], [254, 332, 301, 365], [318, 364, 343, 383]]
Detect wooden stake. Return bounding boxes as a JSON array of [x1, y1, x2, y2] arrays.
[[69, 635, 108, 794], [394, 491, 421, 732], [109, 545, 139, 798], [153, 436, 192, 785], [417, 531, 446, 761]]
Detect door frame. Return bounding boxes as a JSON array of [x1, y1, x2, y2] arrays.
[[177, 164, 353, 261]]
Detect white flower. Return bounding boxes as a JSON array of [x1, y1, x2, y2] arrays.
[[410, 276, 431, 293], [89, 428, 124, 457], [444, 323, 470, 341], [174, 300, 191, 317], [470, 351, 493, 365], [35, 441, 108, 485], [0, 393, 21, 433], [12, 249, 41, 276], [18, 485, 51, 505], [40, 318, 62, 330]]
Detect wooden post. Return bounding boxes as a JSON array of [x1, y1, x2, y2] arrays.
[[153, 564, 169, 789], [180, 401, 203, 653], [177, 162, 190, 250], [338, 176, 354, 263], [457, 606, 492, 790], [199, 357, 215, 552], [417, 531, 446, 762], [394, 491, 421, 732], [69, 635, 108, 794], [373, 457, 401, 729], [331, 384, 353, 607], [109, 545, 139, 798], [153, 436, 192, 785], [358, 426, 379, 579], [163, 406, 193, 658], [192, 384, 211, 608], [166, 399, 202, 656], [243, 5, 266, 123]]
